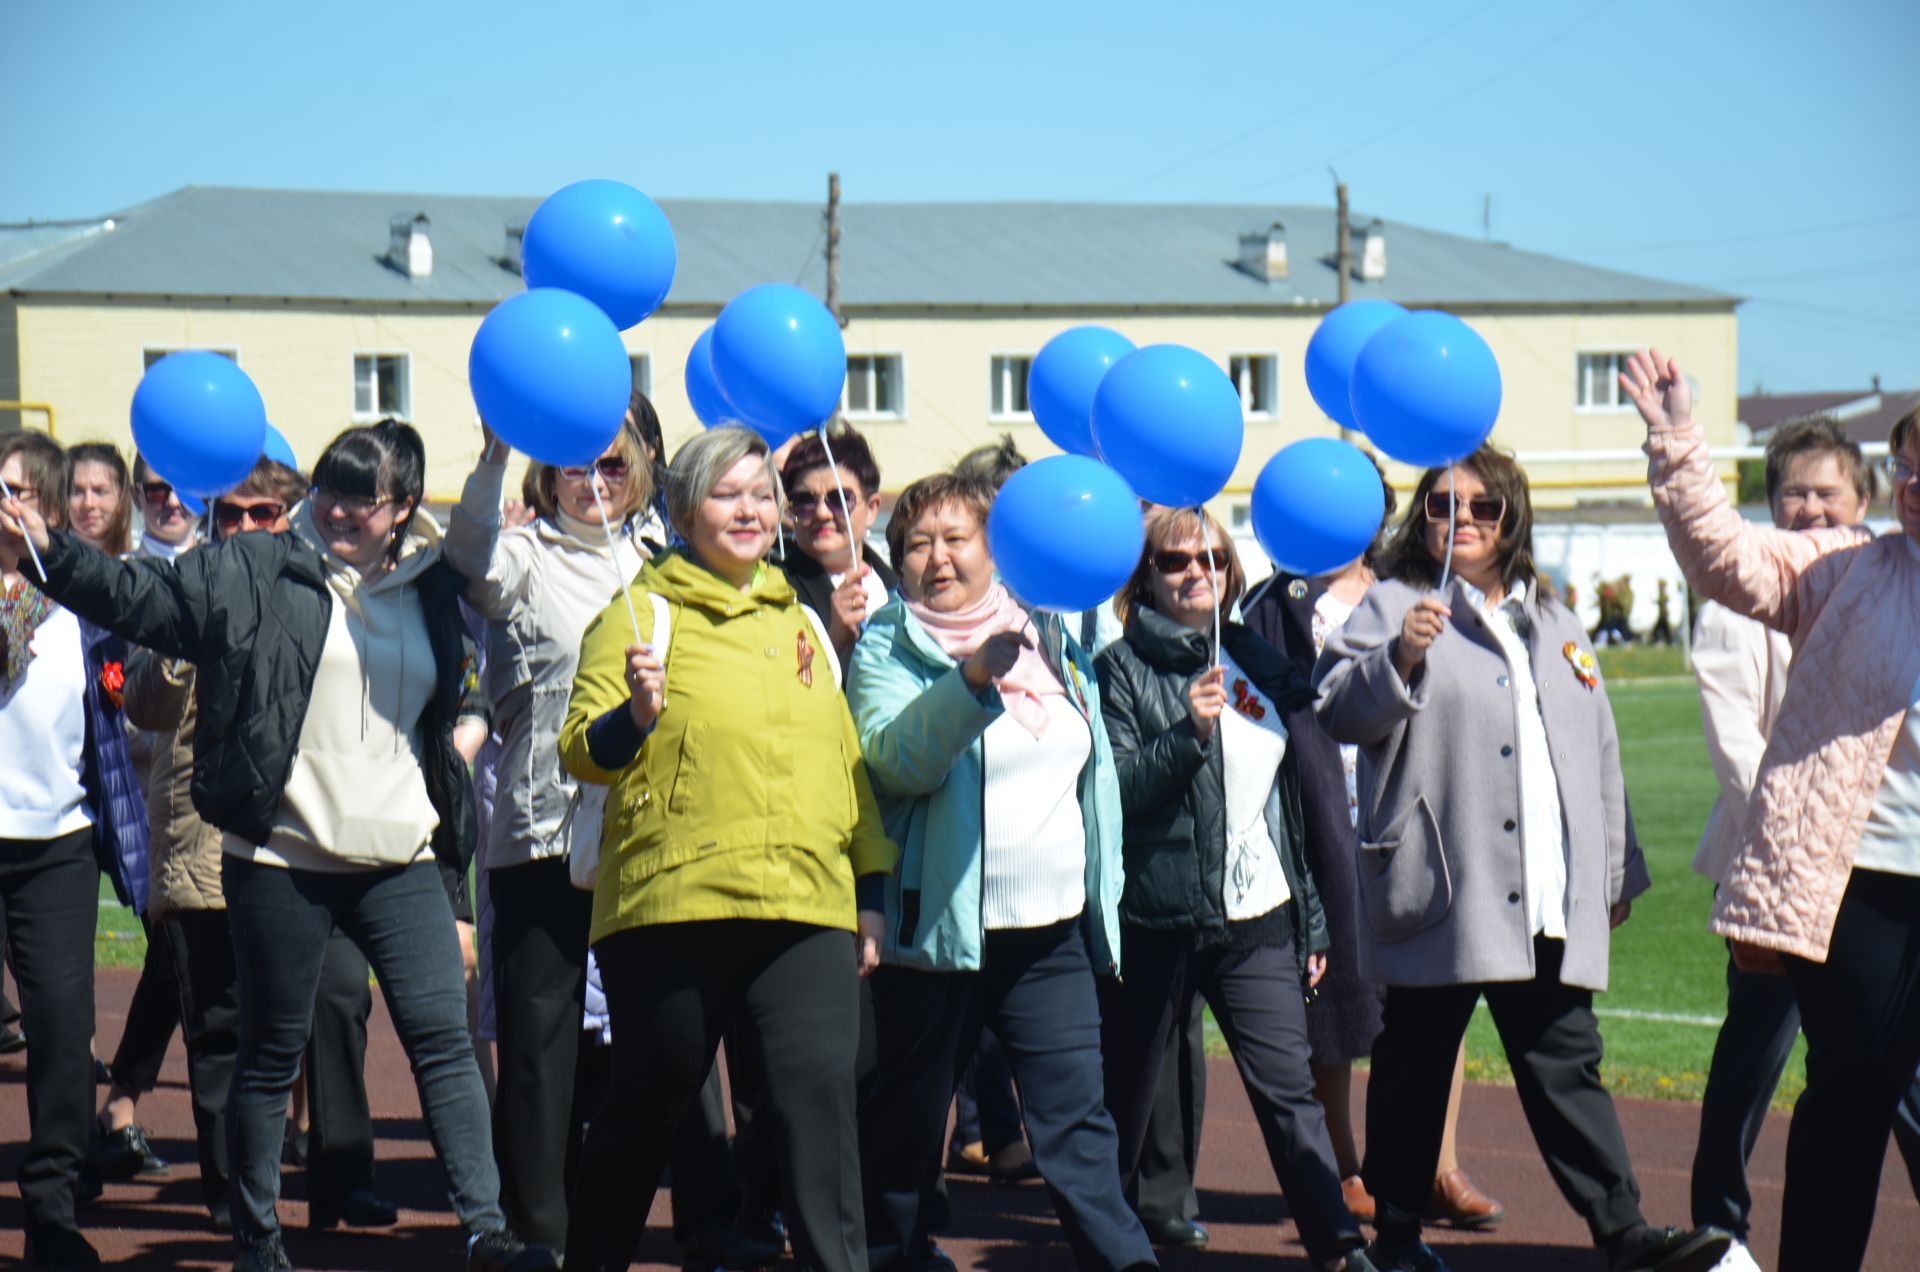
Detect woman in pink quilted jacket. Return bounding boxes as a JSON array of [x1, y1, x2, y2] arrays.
[[1628, 349, 1920, 1272]]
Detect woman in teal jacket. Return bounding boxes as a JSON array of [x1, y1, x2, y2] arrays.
[[848, 472, 1153, 1272]]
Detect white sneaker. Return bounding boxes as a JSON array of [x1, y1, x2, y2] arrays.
[[1712, 1242, 1764, 1272]]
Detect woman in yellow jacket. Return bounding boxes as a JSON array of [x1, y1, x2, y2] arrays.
[[558, 425, 897, 1272]]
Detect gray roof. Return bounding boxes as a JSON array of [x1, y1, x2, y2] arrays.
[[0, 185, 1736, 312]]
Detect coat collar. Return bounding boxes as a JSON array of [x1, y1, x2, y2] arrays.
[[644, 547, 795, 619], [1123, 605, 1212, 674]]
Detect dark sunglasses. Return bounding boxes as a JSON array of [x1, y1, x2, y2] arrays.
[[212, 500, 285, 532], [139, 480, 178, 509], [787, 488, 856, 516], [1424, 492, 1506, 525], [558, 456, 630, 482], [1152, 548, 1232, 575]]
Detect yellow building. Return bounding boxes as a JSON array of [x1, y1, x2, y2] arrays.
[[0, 186, 1737, 512]]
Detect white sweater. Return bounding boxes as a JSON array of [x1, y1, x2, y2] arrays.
[[0, 604, 92, 840]]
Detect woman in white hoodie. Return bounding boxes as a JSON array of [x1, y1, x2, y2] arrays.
[[2, 420, 551, 1272]]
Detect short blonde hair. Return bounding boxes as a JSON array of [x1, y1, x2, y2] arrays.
[[521, 416, 655, 522], [664, 426, 777, 539], [1113, 506, 1244, 627]]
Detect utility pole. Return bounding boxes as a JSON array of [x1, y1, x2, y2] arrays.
[[1334, 176, 1352, 441], [1483, 193, 1493, 241], [825, 171, 846, 329]]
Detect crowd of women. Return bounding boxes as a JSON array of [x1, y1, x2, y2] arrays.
[[0, 347, 1915, 1272]]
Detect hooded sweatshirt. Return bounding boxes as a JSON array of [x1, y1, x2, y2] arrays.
[[224, 505, 444, 872]]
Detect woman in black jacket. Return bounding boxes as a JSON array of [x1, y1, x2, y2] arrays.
[[1093, 507, 1370, 1272], [2, 421, 548, 1272]]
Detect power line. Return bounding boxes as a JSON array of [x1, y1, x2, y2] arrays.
[[1096, 0, 1505, 200], [1715, 251, 1920, 288], [1203, 0, 1623, 202], [1556, 207, 1920, 256]]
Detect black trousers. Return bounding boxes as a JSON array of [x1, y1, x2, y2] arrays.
[[1779, 868, 1920, 1272], [490, 857, 594, 1250], [107, 913, 181, 1094], [0, 828, 99, 1236], [862, 920, 1155, 1272], [567, 920, 864, 1272], [306, 927, 377, 1206], [1101, 925, 1355, 1263], [159, 908, 239, 1217], [1134, 991, 1206, 1226], [1365, 936, 1645, 1243]]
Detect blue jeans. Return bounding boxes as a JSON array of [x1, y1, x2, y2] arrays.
[[222, 856, 505, 1242]]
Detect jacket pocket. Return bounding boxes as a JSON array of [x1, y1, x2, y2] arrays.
[[666, 722, 703, 816], [1355, 796, 1452, 943]]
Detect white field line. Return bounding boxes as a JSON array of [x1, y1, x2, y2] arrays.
[[1476, 1000, 1722, 1028]]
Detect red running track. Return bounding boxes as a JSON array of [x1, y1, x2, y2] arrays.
[[3, 967, 1916, 1269]]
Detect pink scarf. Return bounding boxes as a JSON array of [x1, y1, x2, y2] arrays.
[[907, 580, 1063, 737]]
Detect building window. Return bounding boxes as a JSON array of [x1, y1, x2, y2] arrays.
[[1576, 352, 1631, 411], [143, 346, 237, 371], [630, 353, 651, 398], [845, 354, 905, 419], [990, 355, 1033, 421], [353, 353, 411, 421], [1230, 353, 1278, 419]]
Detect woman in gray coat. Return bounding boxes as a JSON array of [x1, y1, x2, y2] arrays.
[[1313, 445, 1725, 1272]]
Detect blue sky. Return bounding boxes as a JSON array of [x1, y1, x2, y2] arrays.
[[5, 0, 1916, 395]]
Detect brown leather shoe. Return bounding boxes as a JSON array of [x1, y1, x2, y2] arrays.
[[1341, 1174, 1376, 1223], [1424, 1168, 1505, 1229]]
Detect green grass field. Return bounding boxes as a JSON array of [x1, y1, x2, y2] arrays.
[[93, 670, 1786, 1104]]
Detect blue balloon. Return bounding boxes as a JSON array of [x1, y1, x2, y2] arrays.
[[684, 327, 735, 428], [1091, 345, 1243, 509], [261, 424, 298, 471], [1029, 326, 1135, 457], [130, 352, 268, 510], [522, 180, 677, 331], [988, 455, 1145, 614], [469, 288, 633, 468], [710, 284, 847, 447], [1350, 311, 1502, 468], [1250, 439, 1387, 577], [1305, 299, 1407, 429]]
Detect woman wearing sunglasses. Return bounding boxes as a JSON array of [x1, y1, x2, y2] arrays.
[[1092, 508, 1371, 1272], [1313, 444, 1726, 1272], [1630, 353, 1920, 1271], [1, 420, 551, 1272]]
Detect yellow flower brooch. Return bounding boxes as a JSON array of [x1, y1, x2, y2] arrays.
[[1563, 642, 1599, 691]]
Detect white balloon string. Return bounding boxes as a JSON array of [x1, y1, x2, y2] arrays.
[[0, 475, 48, 582], [1201, 506, 1222, 668], [590, 479, 646, 649], [815, 426, 858, 576], [1438, 478, 1458, 592]]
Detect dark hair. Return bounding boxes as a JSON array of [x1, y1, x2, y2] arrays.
[[782, 425, 881, 501], [952, 435, 1027, 493], [0, 430, 72, 532], [1114, 506, 1244, 627], [1764, 416, 1871, 506], [310, 419, 425, 563], [211, 458, 308, 542], [885, 472, 996, 575], [1379, 444, 1551, 599], [1892, 404, 1919, 462], [131, 452, 156, 486], [66, 441, 134, 557]]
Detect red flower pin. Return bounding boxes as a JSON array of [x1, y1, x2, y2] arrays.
[[100, 660, 126, 711]]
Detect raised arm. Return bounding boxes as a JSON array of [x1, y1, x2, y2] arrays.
[[847, 617, 1002, 800], [1625, 348, 1864, 633], [26, 528, 209, 661], [443, 431, 543, 621]]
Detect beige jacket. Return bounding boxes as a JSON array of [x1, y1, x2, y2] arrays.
[[1649, 417, 1920, 961], [1690, 602, 1792, 886], [124, 652, 224, 914]]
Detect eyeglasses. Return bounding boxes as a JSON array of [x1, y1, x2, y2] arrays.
[[1887, 457, 1918, 488], [212, 500, 285, 532], [558, 456, 630, 483], [139, 480, 178, 510], [1424, 492, 1507, 525], [1152, 548, 1232, 575], [2, 483, 38, 505], [309, 487, 394, 520], [787, 489, 856, 517]]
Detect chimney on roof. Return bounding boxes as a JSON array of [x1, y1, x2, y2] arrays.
[[1358, 219, 1387, 282], [1237, 221, 1288, 282], [387, 213, 432, 278], [501, 222, 526, 274]]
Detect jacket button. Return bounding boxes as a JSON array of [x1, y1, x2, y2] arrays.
[[765, 646, 778, 657], [1500, 744, 1513, 757], [1503, 819, 1516, 832], [1496, 674, 1510, 688], [1508, 891, 1521, 904]]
